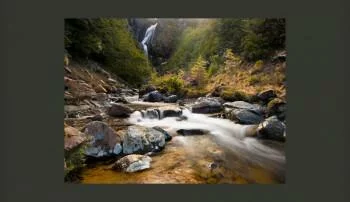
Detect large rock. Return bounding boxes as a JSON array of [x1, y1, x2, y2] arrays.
[[223, 101, 265, 115], [225, 108, 264, 124], [164, 95, 178, 103], [122, 125, 166, 154], [64, 125, 87, 181], [256, 90, 277, 103], [82, 121, 123, 157], [257, 116, 286, 141], [139, 85, 156, 96], [112, 154, 152, 172], [142, 90, 164, 102], [223, 101, 265, 124], [191, 97, 224, 114], [152, 126, 172, 141], [141, 106, 182, 119], [107, 103, 134, 117], [267, 98, 286, 121], [64, 126, 86, 151]]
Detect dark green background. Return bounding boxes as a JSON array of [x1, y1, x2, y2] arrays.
[[2, 0, 347, 202]]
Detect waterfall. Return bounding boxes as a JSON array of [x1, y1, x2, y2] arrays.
[[141, 23, 158, 56]]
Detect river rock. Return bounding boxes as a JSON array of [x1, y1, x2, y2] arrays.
[[107, 103, 134, 117], [139, 85, 156, 96], [225, 108, 264, 124], [177, 129, 209, 136], [223, 101, 265, 124], [257, 116, 286, 141], [223, 101, 265, 115], [267, 98, 286, 121], [141, 106, 182, 119], [191, 97, 224, 114], [64, 126, 86, 151], [256, 90, 277, 103], [112, 154, 152, 172], [109, 95, 128, 104], [142, 90, 164, 102], [122, 125, 166, 154], [152, 126, 172, 141], [164, 95, 178, 103], [82, 121, 123, 157], [176, 115, 188, 121]]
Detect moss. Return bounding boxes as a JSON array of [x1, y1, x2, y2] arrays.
[[220, 89, 253, 102], [185, 88, 209, 98], [64, 143, 87, 182]]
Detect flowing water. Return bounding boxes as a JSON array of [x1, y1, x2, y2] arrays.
[[141, 23, 158, 56], [80, 104, 286, 184]]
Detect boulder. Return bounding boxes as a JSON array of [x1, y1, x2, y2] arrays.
[[64, 126, 87, 181], [223, 101, 265, 115], [142, 90, 164, 102], [225, 108, 264, 124], [64, 126, 86, 151], [112, 154, 152, 172], [152, 126, 172, 141], [141, 106, 182, 119], [223, 101, 265, 124], [191, 97, 224, 114], [122, 125, 166, 154], [82, 121, 123, 157], [267, 98, 286, 121], [164, 95, 178, 103], [139, 85, 156, 96], [257, 116, 286, 141], [107, 103, 134, 117], [256, 90, 277, 103]]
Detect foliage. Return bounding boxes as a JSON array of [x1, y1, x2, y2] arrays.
[[150, 70, 185, 95], [64, 143, 87, 182], [165, 19, 219, 72], [65, 18, 152, 86], [189, 56, 209, 88], [223, 49, 242, 73]]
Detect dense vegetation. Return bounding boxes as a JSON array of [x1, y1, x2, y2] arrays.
[[65, 18, 152, 86], [64, 18, 285, 96]]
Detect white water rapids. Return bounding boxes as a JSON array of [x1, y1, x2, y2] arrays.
[[128, 108, 286, 174]]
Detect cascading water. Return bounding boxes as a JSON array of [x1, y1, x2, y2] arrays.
[[128, 108, 286, 177], [141, 23, 158, 56]]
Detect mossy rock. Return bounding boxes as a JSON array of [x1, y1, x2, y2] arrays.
[[64, 144, 87, 182]]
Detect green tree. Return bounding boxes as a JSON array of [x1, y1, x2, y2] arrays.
[[190, 56, 209, 87]]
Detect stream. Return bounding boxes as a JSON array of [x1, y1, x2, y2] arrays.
[[80, 101, 286, 184]]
